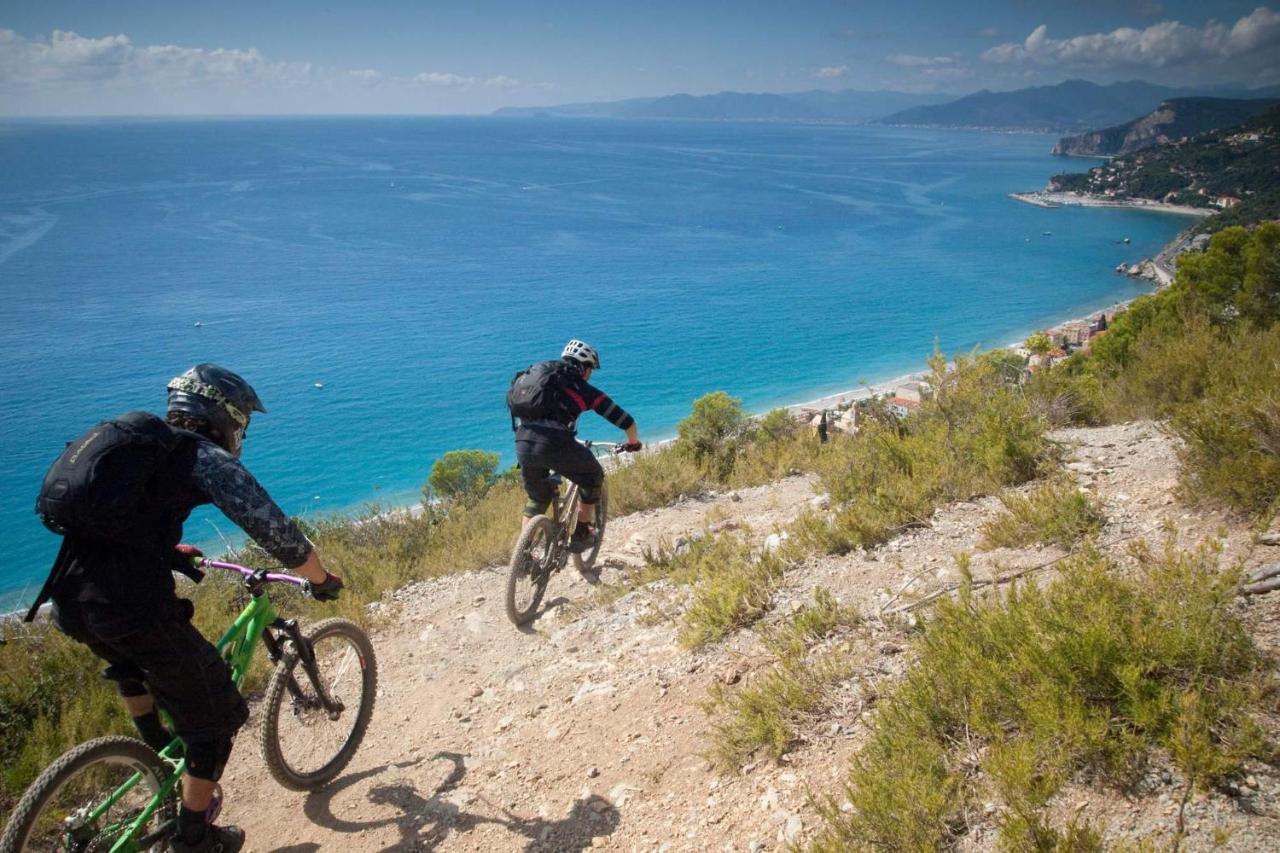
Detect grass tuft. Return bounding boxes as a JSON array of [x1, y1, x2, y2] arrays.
[[979, 478, 1106, 550], [704, 588, 859, 769]]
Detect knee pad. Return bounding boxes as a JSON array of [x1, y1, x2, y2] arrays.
[[523, 497, 550, 518], [579, 484, 602, 505], [184, 737, 235, 782]]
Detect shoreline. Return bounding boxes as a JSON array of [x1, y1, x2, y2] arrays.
[[1008, 190, 1214, 218]]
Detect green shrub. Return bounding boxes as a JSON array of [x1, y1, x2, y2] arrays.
[[1024, 356, 1106, 426], [813, 541, 1269, 851], [980, 478, 1106, 550], [1172, 323, 1280, 515], [728, 416, 828, 488], [678, 540, 786, 649], [608, 443, 706, 517], [798, 353, 1053, 554], [677, 391, 750, 480], [424, 449, 500, 506]]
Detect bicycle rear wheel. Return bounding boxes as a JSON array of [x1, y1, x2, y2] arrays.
[[571, 481, 608, 574], [261, 618, 378, 791], [506, 516, 556, 626], [0, 735, 176, 853]]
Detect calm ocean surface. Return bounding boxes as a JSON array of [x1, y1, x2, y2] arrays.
[[0, 116, 1193, 606]]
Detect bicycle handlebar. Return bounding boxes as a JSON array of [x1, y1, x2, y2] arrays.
[[201, 558, 308, 588], [580, 439, 642, 454]]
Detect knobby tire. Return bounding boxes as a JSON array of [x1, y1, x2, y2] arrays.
[[260, 618, 377, 792], [0, 735, 176, 853], [506, 516, 556, 626]]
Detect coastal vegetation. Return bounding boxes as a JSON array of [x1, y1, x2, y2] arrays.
[[1050, 106, 1280, 233], [811, 541, 1270, 851], [1029, 223, 1280, 516]]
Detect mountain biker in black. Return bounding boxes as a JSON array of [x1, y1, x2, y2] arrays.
[[46, 364, 343, 853], [514, 340, 640, 566]]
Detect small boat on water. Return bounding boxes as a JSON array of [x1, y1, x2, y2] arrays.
[[194, 321, 202, 327], [314, 382, 324, 389], [1123, 237, 1131, 244], [1042, 231, 1052, 236]]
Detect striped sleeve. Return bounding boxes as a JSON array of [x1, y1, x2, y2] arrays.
[[579, 379, 635, 431]]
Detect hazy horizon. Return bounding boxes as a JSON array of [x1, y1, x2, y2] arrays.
[[2, 2, 1278, 116]]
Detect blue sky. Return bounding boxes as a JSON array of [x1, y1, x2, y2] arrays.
[[1, 1, 1277, 115]]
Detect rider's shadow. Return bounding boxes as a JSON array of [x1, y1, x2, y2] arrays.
[[294, 750, 620, 852]]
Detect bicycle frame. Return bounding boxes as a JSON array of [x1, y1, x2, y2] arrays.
[[95, 561, 309, 853]]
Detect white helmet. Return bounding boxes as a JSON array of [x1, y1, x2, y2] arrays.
[[561, 339, 600, 369]]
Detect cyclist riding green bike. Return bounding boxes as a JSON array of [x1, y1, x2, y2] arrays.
[[507, 340, 640, 575], [30, 364, 343, 853]]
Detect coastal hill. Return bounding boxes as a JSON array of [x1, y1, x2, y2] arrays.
[[492, 88, 958, 123], [1050, 105, 1280, 230], [1053, 97, 1280, 158], [877, 79, 1280, 133], [209, 420, 1280, 851]]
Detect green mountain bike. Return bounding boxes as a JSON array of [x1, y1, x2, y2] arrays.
[[0, 558, 377, 853]]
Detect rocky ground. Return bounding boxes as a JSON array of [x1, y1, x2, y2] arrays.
[[222, 422, 1280, 851]]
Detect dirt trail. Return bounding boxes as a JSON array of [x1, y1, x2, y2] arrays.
[[223, 423, 1280, 852]]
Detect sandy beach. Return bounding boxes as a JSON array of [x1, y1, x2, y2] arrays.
[[1009, 190, 1214, 218]]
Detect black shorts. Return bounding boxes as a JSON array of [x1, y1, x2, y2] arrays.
[[58, 604, 248, 745], [516, 428, 604, 514]]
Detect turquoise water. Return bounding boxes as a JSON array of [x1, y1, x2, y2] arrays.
[[0, 117, 1193, 606]]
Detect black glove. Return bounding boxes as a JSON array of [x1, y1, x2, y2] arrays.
[[619, 442, 643, 453], [308, 572, 344, 602]]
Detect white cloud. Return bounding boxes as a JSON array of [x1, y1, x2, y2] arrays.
[[0, 28, 538, 114], [412, 71, 476, 87], [886, 54, 956, 67], [982, 6, 1280, 68], [815, 64, 848, 79]]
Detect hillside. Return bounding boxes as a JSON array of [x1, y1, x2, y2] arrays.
[[1050, 105, 1280, 229], [216, 421, 1280, 851], [492, 88, 956, 123], [1053, 97, 1280, 157], [879, 79, 1280, 133]]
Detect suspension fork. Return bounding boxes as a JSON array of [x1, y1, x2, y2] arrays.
[[263, 618, 345, 715]]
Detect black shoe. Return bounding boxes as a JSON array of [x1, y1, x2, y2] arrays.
[[568, 523, 596, 554], [171, 824, 245, 853]]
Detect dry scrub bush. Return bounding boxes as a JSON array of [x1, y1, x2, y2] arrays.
[[798, 352, 1053, 555], [812, 540, 1269, 851]]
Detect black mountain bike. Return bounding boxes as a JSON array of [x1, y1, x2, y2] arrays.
[[505, 440, 633, 626]]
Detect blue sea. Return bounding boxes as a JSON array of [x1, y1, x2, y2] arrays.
[[0, 116, 1195, 607]]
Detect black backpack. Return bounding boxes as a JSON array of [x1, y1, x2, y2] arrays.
[[26, 412, 183, 622], [506, 360, 574, 425]]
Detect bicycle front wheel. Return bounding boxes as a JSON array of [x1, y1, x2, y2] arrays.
[[572, 480, 608, 574], [0, 735, 177, 853], [506, 516, 556, 626], [260, 618, 378, 792]]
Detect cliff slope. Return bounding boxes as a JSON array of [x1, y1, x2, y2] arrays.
[[219, 422, 1280, 851], [1053, 97, 1280, 157]]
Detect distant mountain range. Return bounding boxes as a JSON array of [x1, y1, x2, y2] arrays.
[[876, 79, 1280, 133], [1052, 97, 1280, 157], [494, 79, 1280, 134], [493, 89, 958, 123]]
